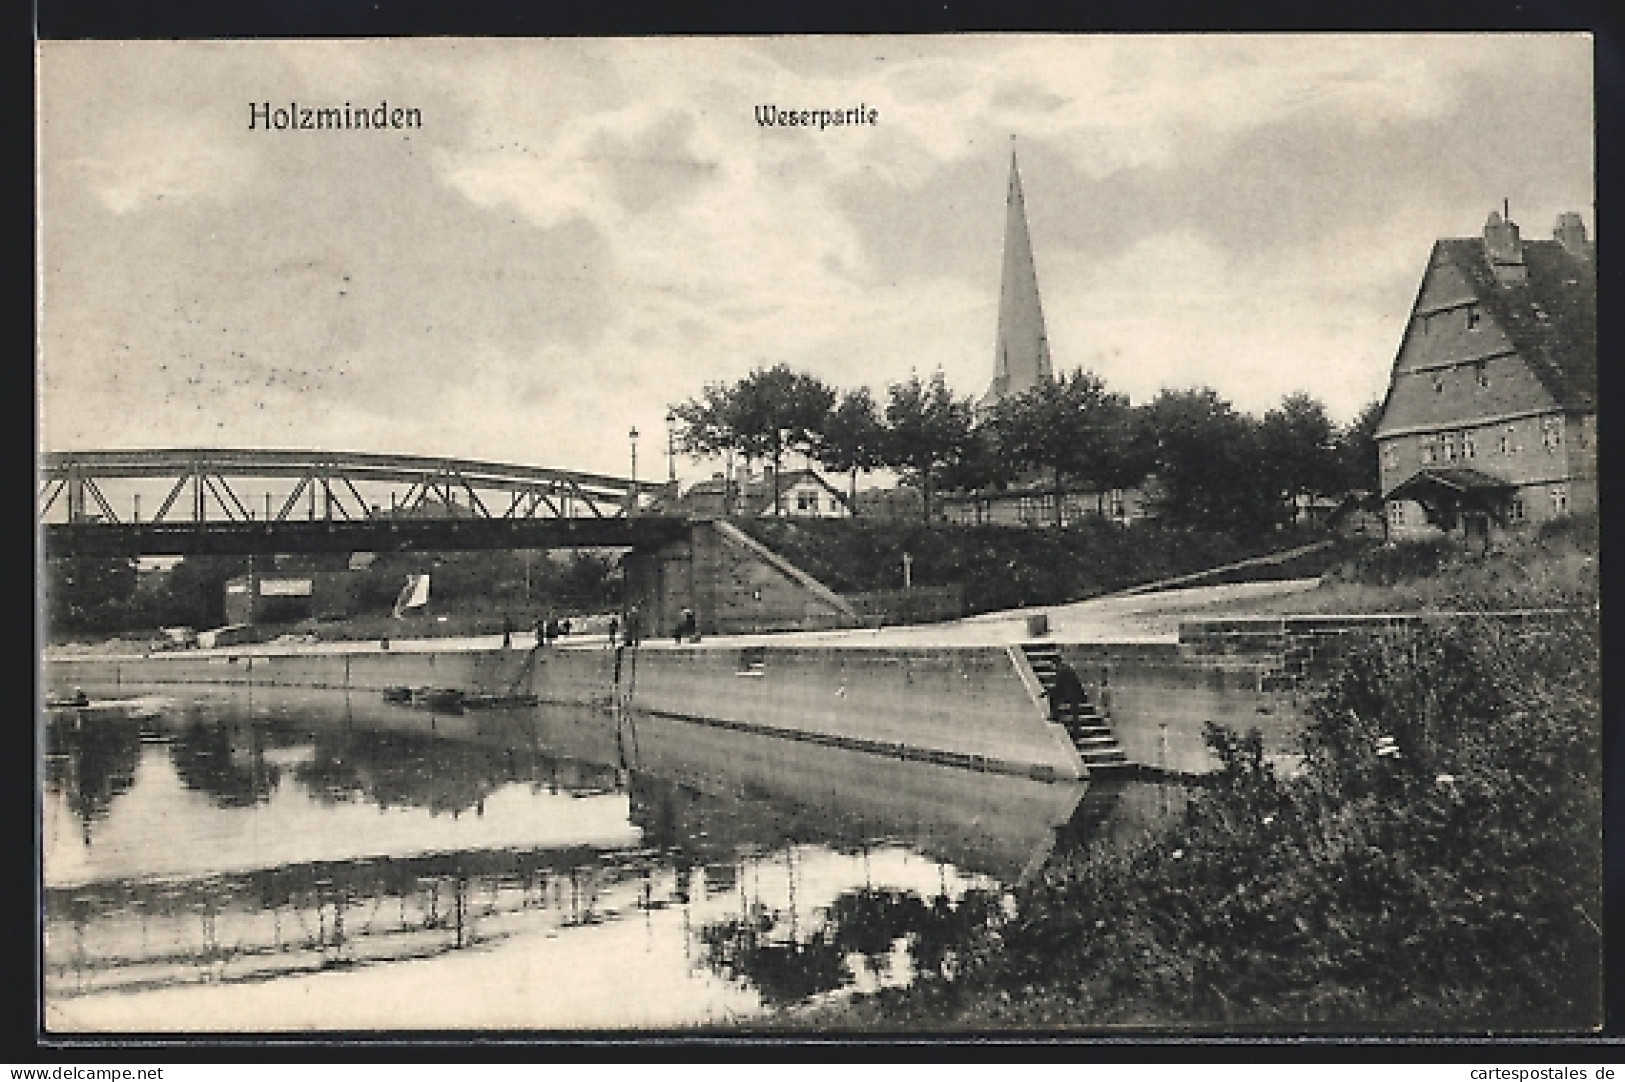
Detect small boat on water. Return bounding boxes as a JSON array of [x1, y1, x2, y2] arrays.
[[381, 686, 470, 713], [382, 686, 537, 712], [45, 693, 171, 722], [461, 692, 540, 710]]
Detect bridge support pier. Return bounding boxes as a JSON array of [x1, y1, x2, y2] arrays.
[[623, 519, 858, 640]]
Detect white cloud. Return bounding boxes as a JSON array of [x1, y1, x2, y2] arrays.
[[77, 115, 258, 214]]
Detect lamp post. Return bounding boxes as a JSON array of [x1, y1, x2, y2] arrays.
[[665, 409, 677, 484], [628, 427, 640, 514]]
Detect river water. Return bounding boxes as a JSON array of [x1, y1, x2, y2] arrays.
[[42, 684, 1179, 1032]]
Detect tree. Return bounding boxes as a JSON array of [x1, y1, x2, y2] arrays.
[[987, 369, 1134, 526], [1257, 392, 1340, 523], [882, 370, 974, 524], [156, 556, 250, 629], [1142, 387, 1274, 533], [816, 387, 887, 509], [935, 423, 1004, 524], [671, 381, 740, 460], [1333, 398, 1384, 495], [45, 557, 138, 634], [671, 364, 836, 515]]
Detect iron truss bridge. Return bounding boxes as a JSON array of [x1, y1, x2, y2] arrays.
[[39, 449, 687, 557]]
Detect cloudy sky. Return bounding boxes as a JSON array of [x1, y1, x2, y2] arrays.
[[38, 35, 1592, 481]]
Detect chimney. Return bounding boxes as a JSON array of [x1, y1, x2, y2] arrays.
[[1554, 211, 1590, 255], [1484, 207, 1527, 285]]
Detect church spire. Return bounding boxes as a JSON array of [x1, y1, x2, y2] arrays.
[[980, 142, 1052, 413]]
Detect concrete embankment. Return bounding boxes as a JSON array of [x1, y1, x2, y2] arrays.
[[44, 627, 1330, 780], [73, 596, 1501, 779], [46, 639, 1088, 781], [621, 642, 1085, 780], [1061, 642, 1308, 775]]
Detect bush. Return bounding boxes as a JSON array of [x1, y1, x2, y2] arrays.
[[741, 519, 1329, 615], [1334, 538, 1460, 587]]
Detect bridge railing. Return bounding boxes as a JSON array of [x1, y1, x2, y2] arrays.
[[39, 449, 645, 526]]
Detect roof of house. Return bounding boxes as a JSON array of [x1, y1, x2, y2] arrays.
[[675, 469, 851, 514], [748, 469, 850, 513], [1435, 235, 1596, 412], [1386, 466, 1516, 502]]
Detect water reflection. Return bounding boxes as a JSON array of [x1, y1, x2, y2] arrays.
[[41, 683, 1175, 1029], [699, 882, 1007, 1006], [43, 713, 141, 844], [168, 721, 284, 808]]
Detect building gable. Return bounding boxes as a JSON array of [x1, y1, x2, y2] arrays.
[[1377, 226, 1593, 445], [1375, 210, 1595, 527]]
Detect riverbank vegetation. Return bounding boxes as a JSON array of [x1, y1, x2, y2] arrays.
[[742, 517, 1355, 617], [746, 607, 1599, 1032], [1194, 511, 1597, 618]]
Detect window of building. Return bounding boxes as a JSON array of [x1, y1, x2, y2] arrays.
[[1381, 444, 1397, 472], [1387, 502, 1406, 527], [1509, 496, 1525, 522], [1466, 306, 1480, 330], [1461, 431, 1475, 460], [796, 492, 815, 512], [1421, 438, 1437, 466], [1441, 433, 1458, 462], [1542, 417, 1563, 452], [1499, 427, 1515, 456], [1551, 484, 1568, 515], [1432, 374, 1444, 394], [1475, 362, 1489, 388]]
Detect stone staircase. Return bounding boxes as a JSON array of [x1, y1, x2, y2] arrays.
[[1020, 642, 1129, 770]]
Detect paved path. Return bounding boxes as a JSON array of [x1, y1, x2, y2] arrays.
[[687, 578, 1322, 649], [47, 578, 1324, 661]]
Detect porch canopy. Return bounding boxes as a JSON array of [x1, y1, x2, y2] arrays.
[[1385, 467, 1515, 527]]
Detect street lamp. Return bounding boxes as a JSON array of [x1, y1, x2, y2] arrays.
[[628, 427, 640, 513], [665, 409, 678, 484]]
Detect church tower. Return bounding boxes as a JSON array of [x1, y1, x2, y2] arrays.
[[978, 147, 1052, 414]]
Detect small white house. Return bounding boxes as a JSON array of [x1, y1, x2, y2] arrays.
[[758, 470, 853, 519]]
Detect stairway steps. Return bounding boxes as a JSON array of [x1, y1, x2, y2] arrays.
[[1019, 641, 1131, 771]]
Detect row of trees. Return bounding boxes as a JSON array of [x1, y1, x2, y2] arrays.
[[671, 364, 1380, 531]]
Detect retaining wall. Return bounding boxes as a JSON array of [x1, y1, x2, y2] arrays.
[[48, 647, 537, 697], [1061, 642, 1309, 775], [622, 643, 1085, 779], [46, 640, 1086, 780]]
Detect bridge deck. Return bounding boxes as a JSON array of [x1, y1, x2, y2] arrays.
[[43, 516, 690, 557]]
